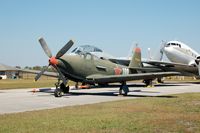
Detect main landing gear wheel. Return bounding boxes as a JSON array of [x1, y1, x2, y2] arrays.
[[119, 82, 129, 96], [143, 79, 153, 87]]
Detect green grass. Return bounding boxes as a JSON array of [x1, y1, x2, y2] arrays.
[[0, 93, 200, 133], [0, 79, 57, 89], [0, 79, 75, 90]]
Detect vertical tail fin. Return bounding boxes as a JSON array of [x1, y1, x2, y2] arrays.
[[128, 45, 142, 68]]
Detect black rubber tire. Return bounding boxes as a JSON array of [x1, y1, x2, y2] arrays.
[[54, 89, 62, 97]]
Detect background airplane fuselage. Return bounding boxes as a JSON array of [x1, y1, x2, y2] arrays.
[[164, 41, 200, 65]]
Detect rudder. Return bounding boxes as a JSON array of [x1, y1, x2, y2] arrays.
[[128, 46, 142, 68]]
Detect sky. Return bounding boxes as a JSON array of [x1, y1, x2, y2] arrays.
[[0, 0, 200, 67]]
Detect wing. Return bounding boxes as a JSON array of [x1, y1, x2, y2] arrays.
[[143, 60, 193, 67], [86, 72, 180, 83], [19, 69, 58, 78]]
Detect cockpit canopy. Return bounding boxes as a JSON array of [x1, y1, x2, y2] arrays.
[[71, 45, 103, 54], [166, 42, 181, 48]]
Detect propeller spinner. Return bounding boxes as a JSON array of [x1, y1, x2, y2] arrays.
[[35, 37, 74, 85]]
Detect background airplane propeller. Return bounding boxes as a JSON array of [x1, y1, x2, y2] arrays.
[[195, 58, 200, 75], [35, 37, 74, 85], [158, 40, 168, 61]]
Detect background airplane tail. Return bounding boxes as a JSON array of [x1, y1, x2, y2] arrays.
[[128, 45, 142, 68]]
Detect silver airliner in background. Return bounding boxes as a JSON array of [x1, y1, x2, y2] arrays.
[[163, 41, 200, 66], [144, 40, 200, 78]]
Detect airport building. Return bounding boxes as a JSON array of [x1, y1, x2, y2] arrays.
[[0, 63, 19, 79]]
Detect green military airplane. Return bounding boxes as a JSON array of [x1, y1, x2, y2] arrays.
[[35, 37, 180, 97]]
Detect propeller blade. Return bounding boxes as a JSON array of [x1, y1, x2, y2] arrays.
[[56, 40, 74, 58], [39, 37, 53, 58], [53, 65, 67, 85], [35, 65, 49, 81]]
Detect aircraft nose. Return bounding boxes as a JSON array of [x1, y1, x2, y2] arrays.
[[163, 46, 171, 53], [49, 56, 58, 65], [163, 46, 175, 58]]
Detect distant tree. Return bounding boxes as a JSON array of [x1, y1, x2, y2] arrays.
[[33, 66, 42, 70], [41, 66, 55, 72], [47, 66, 55, 72], [24, 66, 32, 70]]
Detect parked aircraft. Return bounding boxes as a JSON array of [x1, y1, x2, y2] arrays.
[[34, 38, 180, 97], [163, 41, 200, 66], [142, 41, 200, 78]]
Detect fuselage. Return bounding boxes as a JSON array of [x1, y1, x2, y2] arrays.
[[57, 53, 129, 83], [164, 41, 200, 65]]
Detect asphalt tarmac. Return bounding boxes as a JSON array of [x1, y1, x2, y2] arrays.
[[0, 82, 200, 114]]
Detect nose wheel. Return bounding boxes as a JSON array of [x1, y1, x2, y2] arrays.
[[54, 88, 63, 97], [54, 82, 69, 97]]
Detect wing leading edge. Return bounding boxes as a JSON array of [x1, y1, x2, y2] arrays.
[[86, 71, 181, 83]]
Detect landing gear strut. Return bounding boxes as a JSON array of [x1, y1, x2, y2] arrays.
[[119, 82, 129, 96], [75, 82, 79, 89], [54, 80, 69, 97]]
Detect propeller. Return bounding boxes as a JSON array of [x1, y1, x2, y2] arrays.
[[152, 41, 166, 61], [35, 37, 74, 85], [159, 40, 168, 61], [56, 40, 74, 58], [39, 38, 52, 58], [34, 65, 50, 81]]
